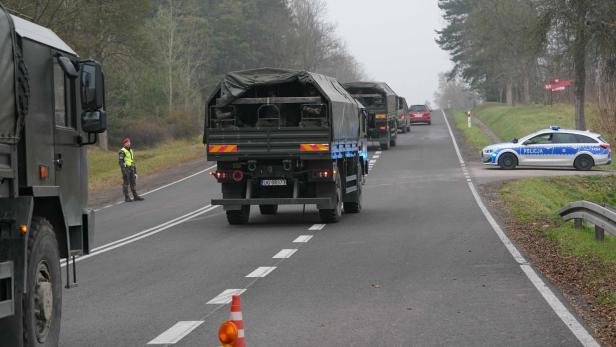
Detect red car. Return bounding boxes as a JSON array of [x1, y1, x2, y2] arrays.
[[409, 104, 431, 125]]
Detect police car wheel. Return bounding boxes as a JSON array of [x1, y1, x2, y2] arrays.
[[498, 153, 517, 170], [574, 155, 594, 171]]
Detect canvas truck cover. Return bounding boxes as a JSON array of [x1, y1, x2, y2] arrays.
[[342, 81, 397, 97], [0, 5, 17, 143], [207, 68, 360, 141]]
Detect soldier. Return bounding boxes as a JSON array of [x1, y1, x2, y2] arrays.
[[119, 138, 144, 202]]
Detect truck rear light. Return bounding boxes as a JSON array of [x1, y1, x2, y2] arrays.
[[314, 169, 330, 178], [600, 143, 610, 149], [300, 144, 330, 152], [232, 170, 244, 182], [214, 171, 228, 180], [375, 114, 387, 119], [378, 126, 387, 131]]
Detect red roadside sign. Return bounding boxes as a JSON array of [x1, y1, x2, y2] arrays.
[[545, 79, 572, 92]]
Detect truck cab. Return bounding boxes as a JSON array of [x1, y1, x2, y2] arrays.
[[0, 7, 106, 346]]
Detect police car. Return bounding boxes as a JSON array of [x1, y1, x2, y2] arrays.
[[481, 126, 611, 170]]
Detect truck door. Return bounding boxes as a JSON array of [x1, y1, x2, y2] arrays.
[[53, 59, 82, 227]]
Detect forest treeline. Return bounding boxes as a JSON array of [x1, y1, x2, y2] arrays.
[[4, 0, 364, 148], [437, 0, 616, 131]]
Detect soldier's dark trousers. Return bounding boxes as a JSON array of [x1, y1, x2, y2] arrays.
[[122, 167, 138, 198]]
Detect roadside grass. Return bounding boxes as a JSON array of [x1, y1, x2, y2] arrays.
[[500, 175, 616, 308], [88, 137, 204, 191], [451, 110, 491, 152]]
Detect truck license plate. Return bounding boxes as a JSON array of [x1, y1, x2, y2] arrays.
[[261, 179, 287, 186]]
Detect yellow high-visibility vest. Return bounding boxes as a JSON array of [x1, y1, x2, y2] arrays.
[[120, 147, 134, 167]]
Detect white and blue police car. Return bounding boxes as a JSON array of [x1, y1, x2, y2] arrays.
[[481, 126, 611, 170]]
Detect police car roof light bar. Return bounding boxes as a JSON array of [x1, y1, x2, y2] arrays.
[[550, 125, 561, 131]]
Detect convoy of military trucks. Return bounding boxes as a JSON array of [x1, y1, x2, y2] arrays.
[[0, 5, 419, 345]]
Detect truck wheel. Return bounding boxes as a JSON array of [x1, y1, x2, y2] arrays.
[[259, 205, 278, 215], [319, 172, 342, 223], [390, 136, 397, 147], [498, 153, 518, 170], [406, 125, 411, 132], [574, 155, 594, 171], [23, 217, 61, 347], [400, 124, 407, 134], [226, 206, 250, 225], [380, 134, 390, 150]]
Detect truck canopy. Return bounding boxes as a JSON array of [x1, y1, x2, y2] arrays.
[[206, 68, 360, 141], [0, 6, 16, 143], [343, 81, 397, 115]]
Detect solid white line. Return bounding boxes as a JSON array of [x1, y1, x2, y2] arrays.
[[293, 235, 313, 243], [207, 289, 246, 304], [309, 224, 326, 231], [147, 321, 203, 345], [61, 205, 218, 267], [245, 266, 277, 278], [441, 110, 599, 346], [273, 249, 297, 259], [141, 164, 217, 197]]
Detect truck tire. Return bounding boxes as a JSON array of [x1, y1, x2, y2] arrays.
[[390, 135, 397, 147], [319, 172, 342, 223], [23, 217, 61, 347], [380, 134, 390, 150], [400, 124, 407, 134], [226, 206, 250, 225], [574, 155, 594, 171], [259, 205, 278, 215]]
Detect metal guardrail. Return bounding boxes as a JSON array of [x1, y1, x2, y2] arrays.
[[559, 200, 616, 241]]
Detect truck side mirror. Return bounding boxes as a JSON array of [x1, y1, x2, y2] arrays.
[[80, 60, 104, 111], [81, 110, 107, 133]]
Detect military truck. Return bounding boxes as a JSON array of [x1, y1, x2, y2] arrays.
[[0, 6, 107, 346], [342, 82, 399, 150], [204, 68, 367, 224], [396, 96, 411, 133]]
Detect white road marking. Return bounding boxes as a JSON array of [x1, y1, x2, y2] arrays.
[[309, 224, 326, 231], [61, 205, 219, 267], [147, 321, 203, 345], [245, 266, 277, 278], [376, 151, 382, 155], [207, 289, 246, 305], [293, 235, 313, 243], [273, 249, 298, 259], [93, 164, 217, 212], [441, 110, 599, 347]]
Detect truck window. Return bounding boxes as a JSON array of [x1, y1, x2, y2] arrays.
[[53, 62, 74, 128]]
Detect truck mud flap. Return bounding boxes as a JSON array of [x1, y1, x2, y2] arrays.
[[0, 261, 13, 319], [212, 197, 335, 211]]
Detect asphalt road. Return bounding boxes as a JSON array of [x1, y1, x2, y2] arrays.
[[60, 110, 592, 346]]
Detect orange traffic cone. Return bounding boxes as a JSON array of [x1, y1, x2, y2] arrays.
[[230, 295, 245, 347]]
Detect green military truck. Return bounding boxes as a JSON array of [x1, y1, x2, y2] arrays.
[[0, 6, 107, 346], [396, 96, 411, 133], [343, 82, 399, 150], [204, 68, 368, 224]]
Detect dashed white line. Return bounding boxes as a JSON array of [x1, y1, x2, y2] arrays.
[[376, 151, 382, 155], [147, 321, 203, 345], [273, 249, 298, 259], [309, 224, 326, 231], [293, 235, 313, 243], [245, 266, 277, 278], [441, 109, 599, 347], [207, 289, 246, 305]]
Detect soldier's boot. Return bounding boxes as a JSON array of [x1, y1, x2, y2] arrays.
[[123, 186, 132, 202], [132, 189, 144, 201]]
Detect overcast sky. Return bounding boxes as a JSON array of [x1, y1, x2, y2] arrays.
[[324, 0, 451, 105]]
